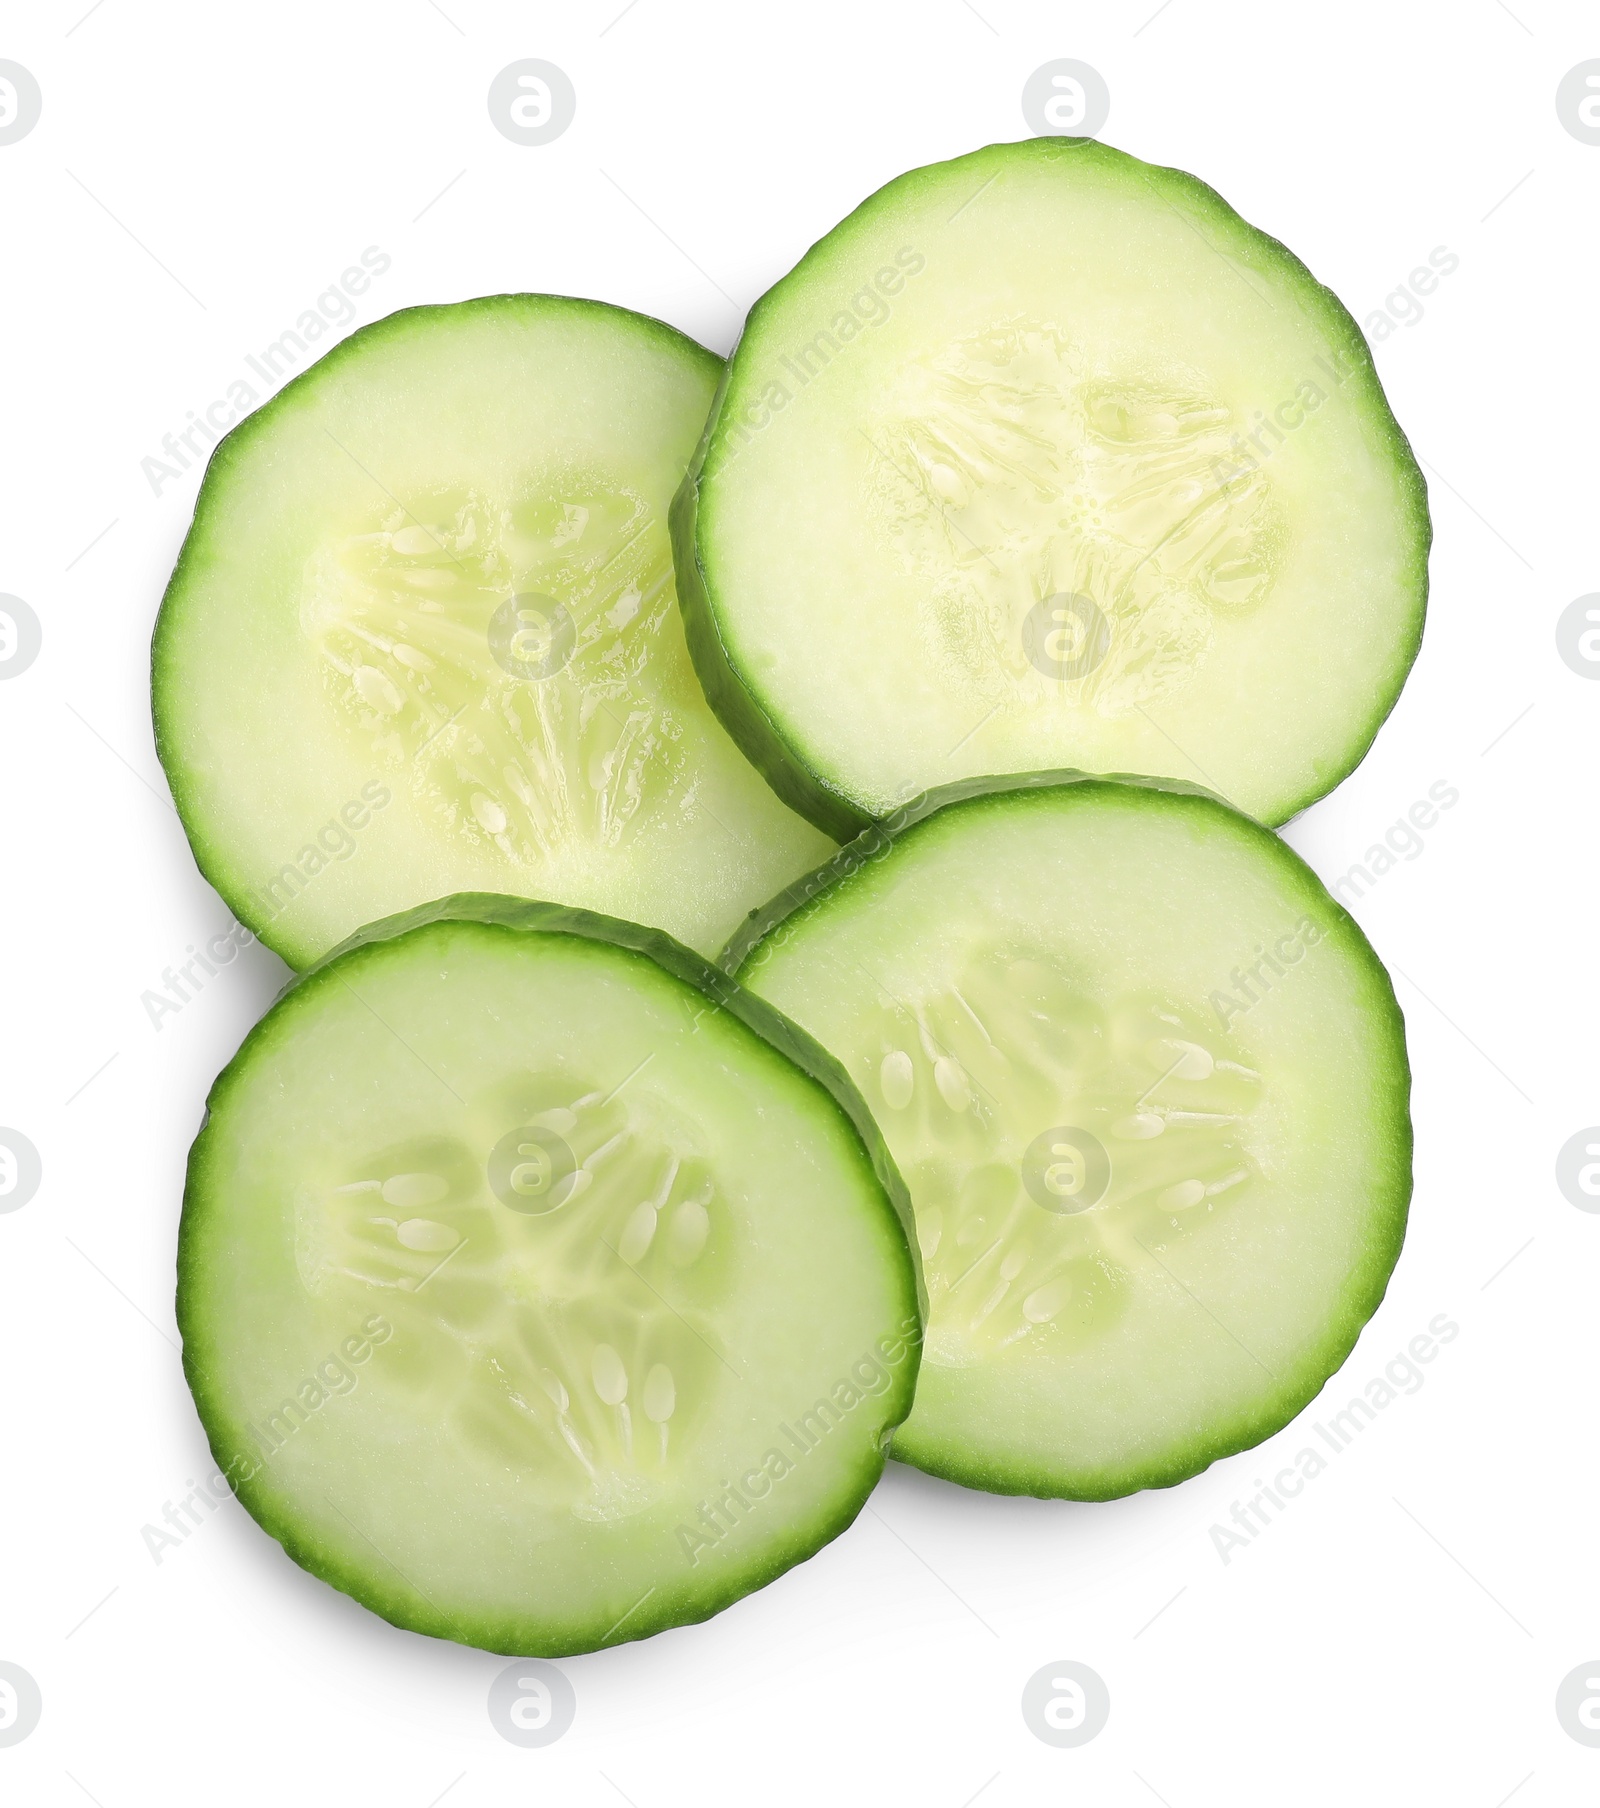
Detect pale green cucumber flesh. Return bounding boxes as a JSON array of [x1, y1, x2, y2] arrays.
[[677, 139, 1429, 835], [178, 898, 920, 1654], [729, 774, 1411, 1499], [154, 295, 833, 969]]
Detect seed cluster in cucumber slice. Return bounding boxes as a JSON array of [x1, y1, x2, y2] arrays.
[[729, 775, 1411, 1499], [178, 899, 919, 1655], [152, 295, 833, 970], [675, 138, 1429, 837]]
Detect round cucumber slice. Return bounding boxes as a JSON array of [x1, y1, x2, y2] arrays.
[[178, 897, 920, 1655], [675, 140, 1429, 838], [153, 295, 833, 969], [728, 775, 1411, 1499]]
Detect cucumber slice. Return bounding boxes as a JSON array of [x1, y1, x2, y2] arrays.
[[675, 140, 1429, 838], [178, 897, 920, 1654], [153, 296, 833, 968], [728, 775, 1410, 1498]]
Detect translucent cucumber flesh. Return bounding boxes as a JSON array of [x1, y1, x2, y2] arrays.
[[734, 780, 1411, 1497], [877, 953, 1265, 1370], [870, 328, 1282, 722], [316, 1078, 729, 1525], [310, 480, 702, 869], [180, 914, 918, 1652], [154, 298, 833, 968]]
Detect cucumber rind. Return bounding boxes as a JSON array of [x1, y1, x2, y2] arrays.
[[675, 136, 1430, 834], [671, 397, 875, 843], [178, 892, 924, 1655], [152, 293, 726, 970], [724, 771, 1413, 1501], [719, 766, 1224, 974]]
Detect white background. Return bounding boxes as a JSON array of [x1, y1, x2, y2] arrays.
[[1, 1, 1593, 1802]]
